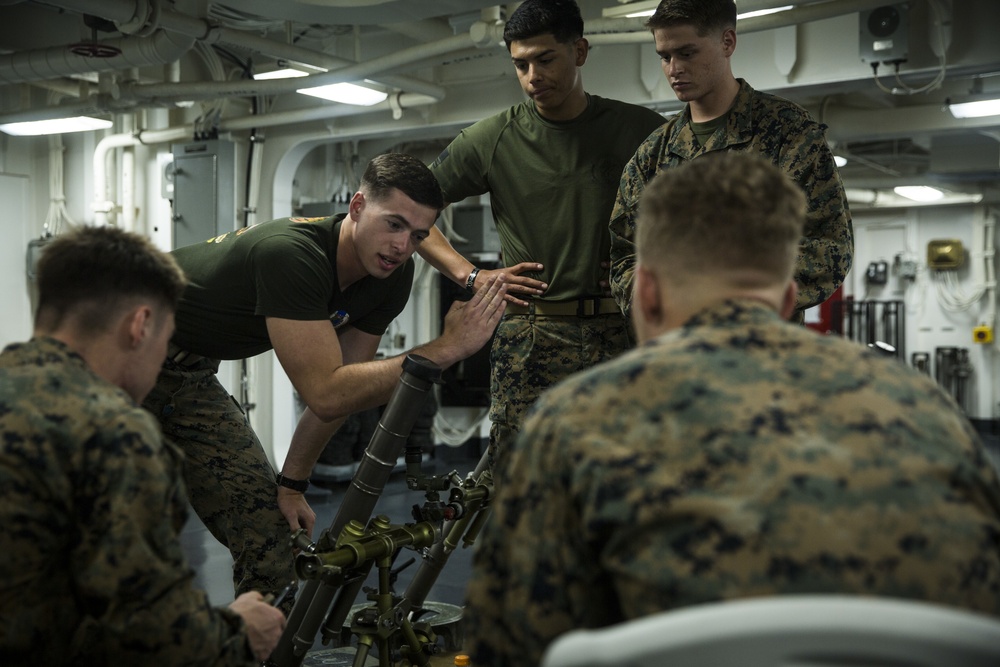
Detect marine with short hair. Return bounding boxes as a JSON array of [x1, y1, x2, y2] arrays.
[[465, 152, 1000, 667], [609, 0, 853, 324], [0, 225, 286, 665]]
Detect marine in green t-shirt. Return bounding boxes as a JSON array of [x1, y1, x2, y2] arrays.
[[143, 153, 510, 605], [416, 0, 665, 471]]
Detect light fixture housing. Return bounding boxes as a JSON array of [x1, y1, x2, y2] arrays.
[[894, 185, 945, 202], [253, 67, 311, 81], [0, 116, 113, 136], [847, 186, 983, 208], [254, 61, 328, 81], [947, 97, 1000, 119], [601, 0, 658, 18], [602, 1, 794, 20], [297, 81, 388, 106]]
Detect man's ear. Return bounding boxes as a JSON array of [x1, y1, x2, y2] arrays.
[[574, 37, 590, 66], [126, 306, 152, 349], [780, 281, 798, 320], [722, 27, 737, 57], [636, 264, 664, 329], [349, 191, 366, 220]]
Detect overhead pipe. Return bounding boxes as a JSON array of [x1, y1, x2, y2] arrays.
[[0, 28, 194, 83], [587, 0, 890, 44], [127, 32, 475, 102], [85, 91, 437, 225], [38, 0, 445, 99]]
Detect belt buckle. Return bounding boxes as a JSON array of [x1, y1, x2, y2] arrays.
[[577, 297, 601, 317]]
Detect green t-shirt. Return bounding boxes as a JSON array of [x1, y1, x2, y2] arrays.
[[170, 214, 413, 360], [430, 95, 664, 301]]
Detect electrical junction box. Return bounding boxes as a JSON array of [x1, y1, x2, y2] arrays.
[[865, 260, 888, 285], [973, 325, 994, 344], [860, 3, 910, 65], [926, 239, 964, 270], [170, 139, 237, 249]]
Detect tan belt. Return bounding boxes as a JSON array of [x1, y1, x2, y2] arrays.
[[166, 342, 208, 367], [506, 297, 620, 318]]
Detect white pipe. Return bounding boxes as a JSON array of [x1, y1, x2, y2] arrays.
[[587, 0, 890, 44], [41, 0, 445, 99], [88, 92, 437, 225], [91, 126, 189, 225], [245, 130, 264, 228], [128, 33, 474, 102], [92, 133, 135, 226], [121, 114, 135, 232], [216, 93, 439, 132], [0, 29, 194, 84]]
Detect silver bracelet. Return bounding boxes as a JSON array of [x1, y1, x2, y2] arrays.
[[465, 267, 480, 292]]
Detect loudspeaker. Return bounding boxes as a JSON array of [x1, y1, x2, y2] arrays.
[[859, 3, 909, 65]]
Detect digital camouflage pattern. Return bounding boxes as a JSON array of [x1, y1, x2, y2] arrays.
[[143, 360, 296, 611], [487, 313, 629, 473], [0, 338, 254, 666], [429, 95, 663, 467], [465, 301, 1000, 667], [609, 79, 854, 323]]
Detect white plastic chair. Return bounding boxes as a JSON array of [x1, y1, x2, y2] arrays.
[[540, 595, 1000, 667]]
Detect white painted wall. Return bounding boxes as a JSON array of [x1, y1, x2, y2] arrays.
[[0, 172, 32, 349], [849, 205, 999, 421]]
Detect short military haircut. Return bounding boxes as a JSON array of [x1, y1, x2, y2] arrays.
[[646, 0, 737, 35], [35, 225, 187, 334], [503, 0, 584, 49], [636, 152, 805, 284], [360, 152, 444, 212]]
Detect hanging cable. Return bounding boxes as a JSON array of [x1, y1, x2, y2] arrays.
[[870, 0, 949, 96]]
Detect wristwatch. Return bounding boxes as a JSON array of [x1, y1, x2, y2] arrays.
[[465, 267, 480, 293], [276, 472, 309, 493]]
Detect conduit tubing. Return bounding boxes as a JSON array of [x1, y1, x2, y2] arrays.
[[0, 28, 194, 83], [38, 0, 445, 98], [128, 33, 475, 102]]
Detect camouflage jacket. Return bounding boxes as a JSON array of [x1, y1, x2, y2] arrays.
[[464, 300, 1000, 667], [608, 79, 854, 322], [0, 337, 254, 666]]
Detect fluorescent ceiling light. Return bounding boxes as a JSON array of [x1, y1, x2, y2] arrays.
[[297, 82, 388, 106], [254, 67, 311, 80], [947, 98, 1000, 119], [848, 187, 983, 208], [254, 61, 328, 80], [601, 1, 658, 18], [893, 185, 944, 202], [0, 116, 113, 136], [738, 5, 794, 20], [602, 1, 795, 20], [834, 155, 848, 167]]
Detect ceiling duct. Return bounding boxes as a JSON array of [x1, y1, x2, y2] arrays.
[[0, 28, 194, 84], [929, 133, 1000, 182]]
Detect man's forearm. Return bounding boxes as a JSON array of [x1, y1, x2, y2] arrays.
[[283, 408, 348, 480], [416, 224, 475, 287]]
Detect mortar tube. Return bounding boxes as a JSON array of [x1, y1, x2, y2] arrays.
[[269, 354, 442, 666]]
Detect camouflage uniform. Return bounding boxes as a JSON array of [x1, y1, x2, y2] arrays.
[[429, 95, 664, 469], [464, 300, 1000, 667], [0, 337, 254, 666], [487, 311, 628, 473], [146, 215, 413, 606], [143, 357, 293, 604], [609, 79, 854, 322]]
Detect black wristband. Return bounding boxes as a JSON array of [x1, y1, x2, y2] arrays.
[[276, 472, 309, 493], [465, 267, 480, 293]]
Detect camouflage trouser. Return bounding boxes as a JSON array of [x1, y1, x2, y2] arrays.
[[488, 312, 630, 474], [142, 359, 295, 605]]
